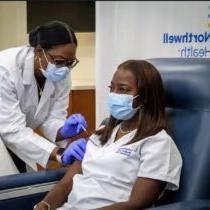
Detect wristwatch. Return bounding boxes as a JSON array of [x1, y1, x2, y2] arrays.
[[56, 147, 65, 164]]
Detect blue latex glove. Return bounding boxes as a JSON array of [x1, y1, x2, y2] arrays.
[[62, 138, 87, 165], [60, 113, 88, 139]]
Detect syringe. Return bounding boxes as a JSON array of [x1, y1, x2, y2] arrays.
[[80, 124, 89, 135]]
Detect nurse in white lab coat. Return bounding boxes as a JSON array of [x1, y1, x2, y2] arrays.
[[34, 60, 183, 210], [0, 20, 88, 175]]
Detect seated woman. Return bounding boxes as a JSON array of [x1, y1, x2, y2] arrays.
[[34, 60, 183, 210]]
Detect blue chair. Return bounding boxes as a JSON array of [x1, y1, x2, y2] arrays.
[[0, 168, 66, 210], [0, 58, 210, 210], [146, 58, 210, 209]]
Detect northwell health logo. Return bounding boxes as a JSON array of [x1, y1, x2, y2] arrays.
[[162, 32, 210, 57], [162, 5, 210, 57]]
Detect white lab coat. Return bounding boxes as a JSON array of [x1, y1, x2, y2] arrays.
[[0, 136, 19, 176], [0, 45, 71, 173]]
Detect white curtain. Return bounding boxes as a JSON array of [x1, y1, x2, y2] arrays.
[[96, 1, 210, 126]]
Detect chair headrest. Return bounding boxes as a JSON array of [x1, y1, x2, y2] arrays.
[[147, 58, 210, 111]]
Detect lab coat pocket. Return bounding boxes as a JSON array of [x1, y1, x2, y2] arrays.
[[33, 100, 51, 127], [49, 95, 56, 110], [21, 105, 37, 127]]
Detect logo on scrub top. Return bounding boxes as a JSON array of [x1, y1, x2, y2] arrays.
[[116, 146, 137, 156], [162, 5, 210, 58]]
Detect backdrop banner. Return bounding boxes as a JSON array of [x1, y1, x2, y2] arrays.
[[96, 1, 210, 125]]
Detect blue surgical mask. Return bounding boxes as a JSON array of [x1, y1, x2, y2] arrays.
[[39, 50, 71, 81], [108, 92, 140, 120]]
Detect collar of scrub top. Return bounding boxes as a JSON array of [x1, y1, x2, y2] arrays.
[[105, 123, 137, 147]]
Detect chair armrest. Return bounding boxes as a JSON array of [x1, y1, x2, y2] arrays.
[[147, 199, 210, 210], [0, 168, 66, 190], [0, 168, 66, 210]]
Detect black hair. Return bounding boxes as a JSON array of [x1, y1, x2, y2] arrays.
[[29, 20, 77, 49]]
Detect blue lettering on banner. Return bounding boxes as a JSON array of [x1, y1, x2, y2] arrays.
[[163, 32, 210, 43], [162, 32, 210, 57], [178, 46, 210, 57]]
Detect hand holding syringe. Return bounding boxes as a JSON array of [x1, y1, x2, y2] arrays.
[[60, 113, 88, 139]]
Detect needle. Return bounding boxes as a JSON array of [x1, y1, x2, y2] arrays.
[[81, 124, 89, 135], [80, 125, 95, 143], [80, 124, 93, 139]]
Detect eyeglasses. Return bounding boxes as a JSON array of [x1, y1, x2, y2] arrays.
[[46, 52, 79, 68]]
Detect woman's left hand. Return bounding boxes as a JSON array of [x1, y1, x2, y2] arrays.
[[62, 138, 87, 165]]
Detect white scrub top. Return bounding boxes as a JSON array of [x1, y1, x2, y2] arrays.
[[0, 46, 71, 171], [57, 124, 182, 210]]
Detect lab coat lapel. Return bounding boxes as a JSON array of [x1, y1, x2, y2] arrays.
[[21, 48, 55, 117], [34, 79, 55, 117], [15, 47, 34, 102], [22, 51, 38, 107]]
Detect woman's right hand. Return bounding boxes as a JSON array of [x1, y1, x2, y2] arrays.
[[60, 113, 88, 139]]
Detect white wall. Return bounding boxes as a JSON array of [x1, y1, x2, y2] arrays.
[[0, 1, 27, 50], [96, 1, 210, 126], [0, 1, 95, 88], [72, 32, 95, 87]]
